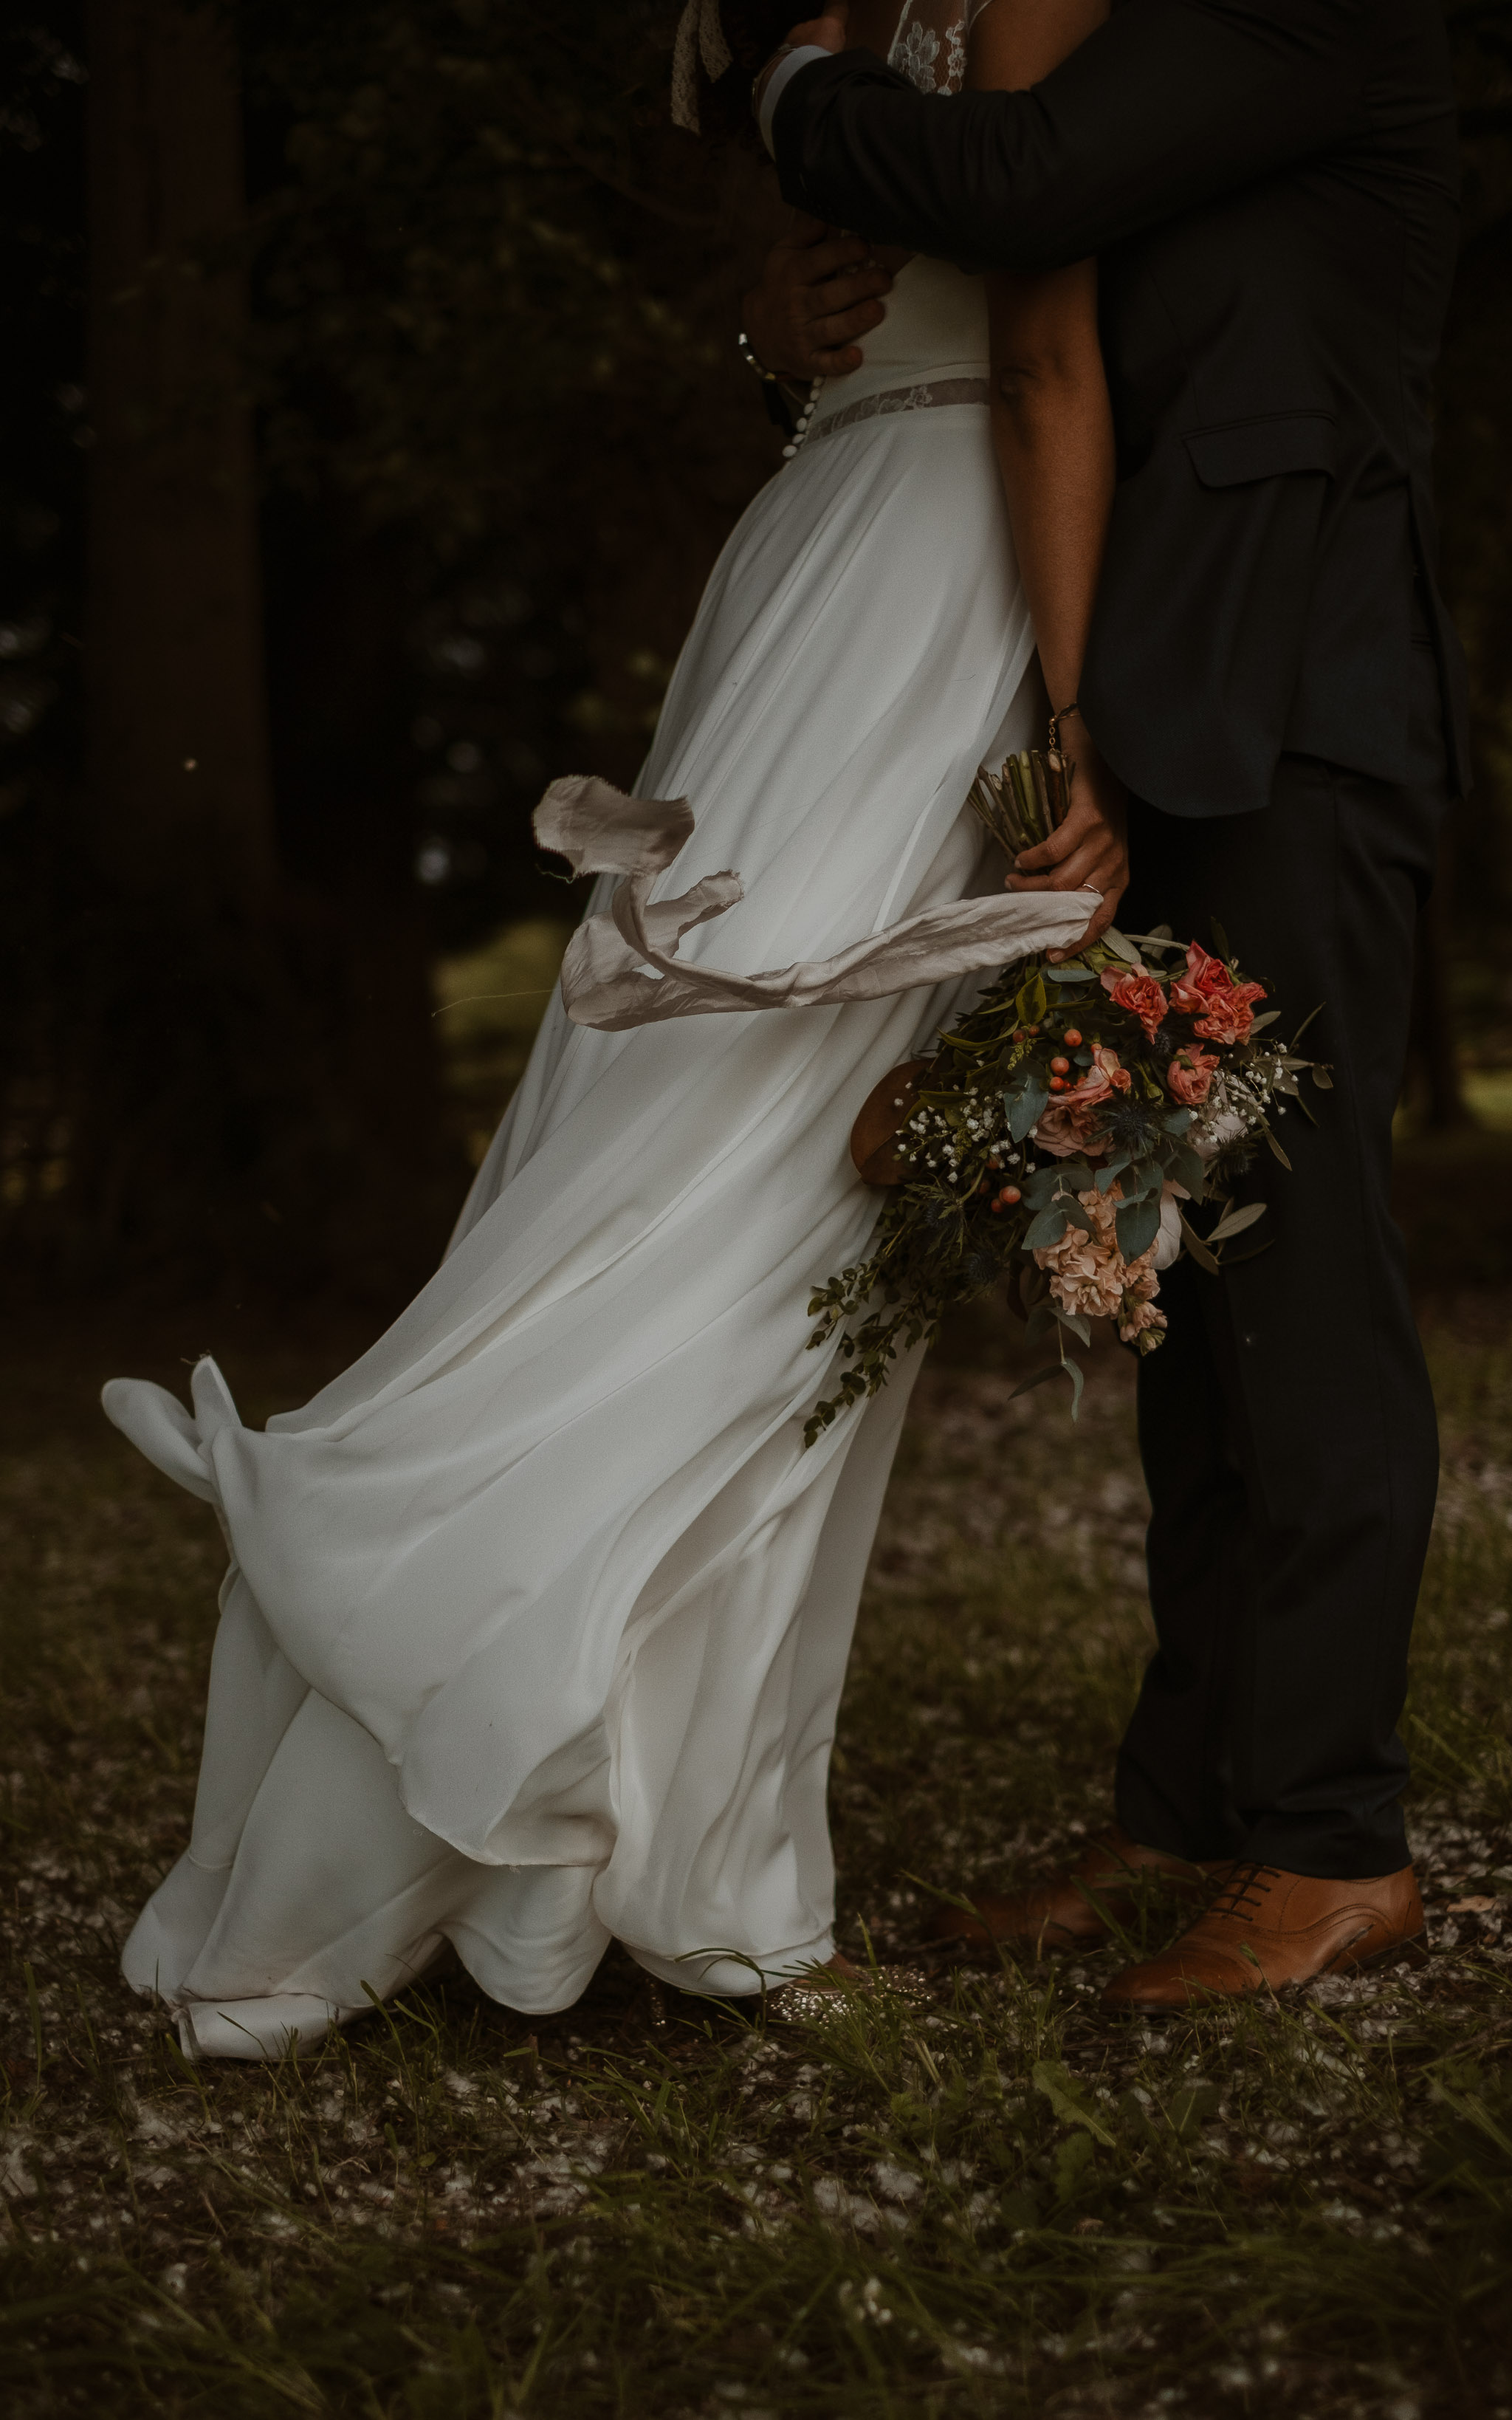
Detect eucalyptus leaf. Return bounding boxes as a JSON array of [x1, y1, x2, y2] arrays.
[[1313, 1066, 1333, 1090], [1170, 1145, 1206, 1195], [1005, 1073, 1048, 1142], [1248, 1008, 1280, 1032], [1052, 1306, 1092, 1346], [1045, 964, 1093, 984], [1022, 1166, 1063, 1210], [1009, 1359, 1085, 1420], [1101, 926, 1142, 967], [1178, 1211, 1222, 1275], [1015, 972, 1049, 1028], [1206, 1200, 1268, 1244], [1116, 1195, 1163, 1261], [1025, 1206, 1068, 1251], [1162, 1111, 1194, 1136]]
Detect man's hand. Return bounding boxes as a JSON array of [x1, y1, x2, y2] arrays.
[[742, 214, 893, 382], [1004, 734, 1129, 957]]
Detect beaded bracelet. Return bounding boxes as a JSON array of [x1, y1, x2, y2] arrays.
[[737, 329, 781, 384]]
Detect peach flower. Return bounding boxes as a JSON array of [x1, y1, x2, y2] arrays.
[[1033, 1182, 1167, 1353], [1099, 964, 1168, 1038], [1031, 1045, 1132, 1159]]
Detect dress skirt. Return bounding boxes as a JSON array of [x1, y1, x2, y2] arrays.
[[106, 402, 1040, 2055]]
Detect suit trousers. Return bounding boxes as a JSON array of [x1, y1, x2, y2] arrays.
[[1114, 742, 1447, 1878]]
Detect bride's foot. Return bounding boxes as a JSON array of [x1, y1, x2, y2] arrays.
[[766, 1953, 929, 2023], [642, 1953, 859, 2035]]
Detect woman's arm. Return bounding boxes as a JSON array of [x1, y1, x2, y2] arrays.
[[971, 0, 1127, 947]]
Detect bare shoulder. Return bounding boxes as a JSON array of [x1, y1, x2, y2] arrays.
[[967, 0, 1109, 90], [844, 0, 913, 52]]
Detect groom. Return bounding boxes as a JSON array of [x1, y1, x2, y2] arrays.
[[747, 0, 1470, 2006]]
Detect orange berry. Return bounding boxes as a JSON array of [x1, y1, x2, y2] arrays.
[[1063, 1028, 1082, 1046], [1050, 1055, 1071, 1074], [998, 1185, 1022, 1205], [1048, 1075, 1068, 1093]]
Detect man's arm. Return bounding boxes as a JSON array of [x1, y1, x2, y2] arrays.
[[772, 0, 1370, 272]]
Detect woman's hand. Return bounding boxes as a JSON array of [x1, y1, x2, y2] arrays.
[[1004, 731, 1129, 957], [741, 215, 893, 381]]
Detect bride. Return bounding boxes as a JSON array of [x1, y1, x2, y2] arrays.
[[103, 0, 1125, 2057]]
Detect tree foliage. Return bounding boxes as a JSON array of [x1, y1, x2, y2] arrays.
[[1, 0, 1511, 1295]]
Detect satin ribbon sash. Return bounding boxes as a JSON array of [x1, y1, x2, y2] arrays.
[[535, 776, 1100, 1033]]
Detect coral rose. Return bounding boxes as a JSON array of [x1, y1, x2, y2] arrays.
[[1169, 941, 1266, 1045], [1031, 1045, 1132, 1159], [1166, 1045, 1219, 1106], [1099, 964, 1168, 1038]]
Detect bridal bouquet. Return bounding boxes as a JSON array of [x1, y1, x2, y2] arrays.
[[804, 749, 1328, 1442]]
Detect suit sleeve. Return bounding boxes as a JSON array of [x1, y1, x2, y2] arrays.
[[772, 0, 1370, 272]]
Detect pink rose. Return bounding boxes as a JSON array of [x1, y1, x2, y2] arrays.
[[1099, 964, 1168, 1038], [1169, 942, 1266, 1046], [1166, 1045, 1220, 1106], [1032, 1046, 1131, 1159]]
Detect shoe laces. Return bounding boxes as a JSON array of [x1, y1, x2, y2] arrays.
[[1204, 1860, 1282, 1924]]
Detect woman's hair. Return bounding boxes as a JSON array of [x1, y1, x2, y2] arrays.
[[676, 0, 801, 142]]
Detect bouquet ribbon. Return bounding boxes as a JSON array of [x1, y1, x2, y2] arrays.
[[536, 776, 1100, 1032]]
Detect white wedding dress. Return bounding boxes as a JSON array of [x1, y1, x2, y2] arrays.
[[105, 112, 1089, 2054]]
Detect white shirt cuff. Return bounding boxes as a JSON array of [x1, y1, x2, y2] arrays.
[[758, 46, 832, 157]]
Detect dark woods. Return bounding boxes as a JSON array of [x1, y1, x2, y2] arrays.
[[1, 1, 1511, 1307]]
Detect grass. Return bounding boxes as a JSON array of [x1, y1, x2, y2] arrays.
[[1, 1300, 1510, 2417]]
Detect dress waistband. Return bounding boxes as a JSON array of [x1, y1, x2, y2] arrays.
[[805, 378, 992, 444]]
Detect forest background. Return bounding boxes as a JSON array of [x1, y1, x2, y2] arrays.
[[2, 0, 1511, 1314]]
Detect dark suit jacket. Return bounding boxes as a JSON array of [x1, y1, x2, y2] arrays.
[[772, 0, 1471, 817]]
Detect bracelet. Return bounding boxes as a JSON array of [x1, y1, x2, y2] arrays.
[[1048, 700, 1082, 753], [738, 329, 781, 385]]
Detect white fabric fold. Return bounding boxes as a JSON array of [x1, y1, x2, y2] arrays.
[[538, 775, 1098, 1032]]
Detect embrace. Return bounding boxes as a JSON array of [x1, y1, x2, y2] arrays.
[[103, 0, 1467, 2055]]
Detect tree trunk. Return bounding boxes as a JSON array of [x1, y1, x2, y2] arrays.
[[84, 0, 273, 901]]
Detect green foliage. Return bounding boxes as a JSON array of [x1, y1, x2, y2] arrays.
[[238, 1, 735, 541]]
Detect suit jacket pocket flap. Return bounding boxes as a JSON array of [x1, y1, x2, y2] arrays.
[[1184, 414, 1337, 489]]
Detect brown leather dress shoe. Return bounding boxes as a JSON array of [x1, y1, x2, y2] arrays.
[[1102, 1860, 1426, 2009], [927, 1825, 1214, 1958]]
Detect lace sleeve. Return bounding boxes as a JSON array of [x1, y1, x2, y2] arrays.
[[885, 0, 973, 95]]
